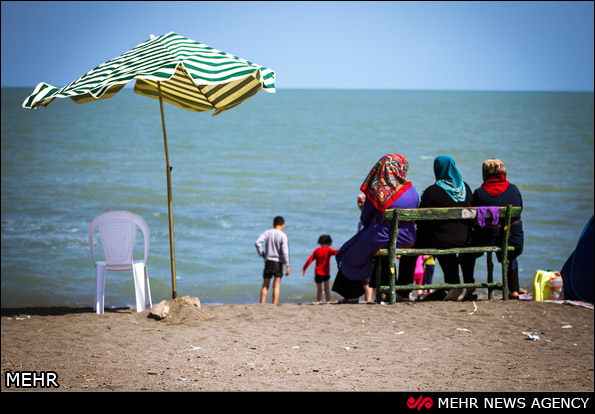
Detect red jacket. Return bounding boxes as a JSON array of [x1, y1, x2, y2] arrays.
[[303, 246, 338, 276]]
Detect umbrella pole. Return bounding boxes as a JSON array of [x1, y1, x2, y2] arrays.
[[157, 82, 177, 299]]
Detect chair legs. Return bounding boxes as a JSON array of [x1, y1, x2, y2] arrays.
[[94, 261, 152, 314], [95, 262, 107, 314], [132, 261, 152, 312]]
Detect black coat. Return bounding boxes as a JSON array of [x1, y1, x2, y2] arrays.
[[415, 182, 473, 248]]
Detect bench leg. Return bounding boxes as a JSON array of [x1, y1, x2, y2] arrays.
[[373, 258, 382, 304], [502, 257, 509, 300], [501, 206, 513, 300], [487, 252, 494, 300], [389, 262, 396, 304]]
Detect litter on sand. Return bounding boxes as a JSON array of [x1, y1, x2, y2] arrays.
[[180, 345, 202, 352], [522, 331, 540, 341]]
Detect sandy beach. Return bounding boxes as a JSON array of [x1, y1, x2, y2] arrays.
[[1, 297, 593, 392]]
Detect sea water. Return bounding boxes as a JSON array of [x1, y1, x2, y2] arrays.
[[1, 88, 593, 307]]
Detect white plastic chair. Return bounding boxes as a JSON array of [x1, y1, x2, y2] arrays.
[[88, 211, 152, 314]]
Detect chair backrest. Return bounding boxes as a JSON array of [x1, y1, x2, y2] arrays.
[[88, 211, 150, 271]]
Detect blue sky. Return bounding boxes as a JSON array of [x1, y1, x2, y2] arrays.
[[1, 1, 593, 91]]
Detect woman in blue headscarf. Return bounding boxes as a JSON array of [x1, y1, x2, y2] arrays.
[[416, 156, 473, 300]]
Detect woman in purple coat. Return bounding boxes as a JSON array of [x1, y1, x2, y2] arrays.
[[332, 154, 419, 302]]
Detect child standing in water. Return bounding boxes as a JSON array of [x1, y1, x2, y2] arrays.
[[302, 235, 338, 303]]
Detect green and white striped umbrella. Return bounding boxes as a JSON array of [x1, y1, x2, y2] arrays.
[[22, 32, 276, 299], [23, 32, 276, 114]]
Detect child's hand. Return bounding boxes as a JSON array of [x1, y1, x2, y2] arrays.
[[301, 270, 305, 275], [286, 266, 291, 276]]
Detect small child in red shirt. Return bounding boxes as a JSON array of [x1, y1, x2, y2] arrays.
[[302, 235, 338, 303]]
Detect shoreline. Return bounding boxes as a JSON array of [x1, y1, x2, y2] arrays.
[[2, 299, 593, 392]]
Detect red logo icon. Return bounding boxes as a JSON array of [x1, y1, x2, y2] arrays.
[[407, 395, 433, 410]]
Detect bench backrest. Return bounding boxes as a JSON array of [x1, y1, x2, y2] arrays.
[[384, 206, 521, 222]]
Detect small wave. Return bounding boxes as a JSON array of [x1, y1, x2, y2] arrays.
[[220, 221, 233, 229]]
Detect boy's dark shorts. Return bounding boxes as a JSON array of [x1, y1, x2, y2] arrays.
[[315, 274, 330, 283], [263, 260, 284, 278]]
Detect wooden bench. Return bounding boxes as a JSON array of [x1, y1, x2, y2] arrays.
[[373, 206, 522, 304]]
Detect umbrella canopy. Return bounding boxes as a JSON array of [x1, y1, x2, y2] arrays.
[[22, 32, 276, 299], [23, 32, 276, 113]]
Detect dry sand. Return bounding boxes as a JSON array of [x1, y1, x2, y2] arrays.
[[1, 297, 593, 392]]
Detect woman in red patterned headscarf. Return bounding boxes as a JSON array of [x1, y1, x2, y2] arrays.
[[332, 154, 419, 303]]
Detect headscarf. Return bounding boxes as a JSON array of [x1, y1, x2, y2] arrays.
[[480, 158, 510, 197], [433, 155, 467, 202], [360, 153, 411, 213]]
